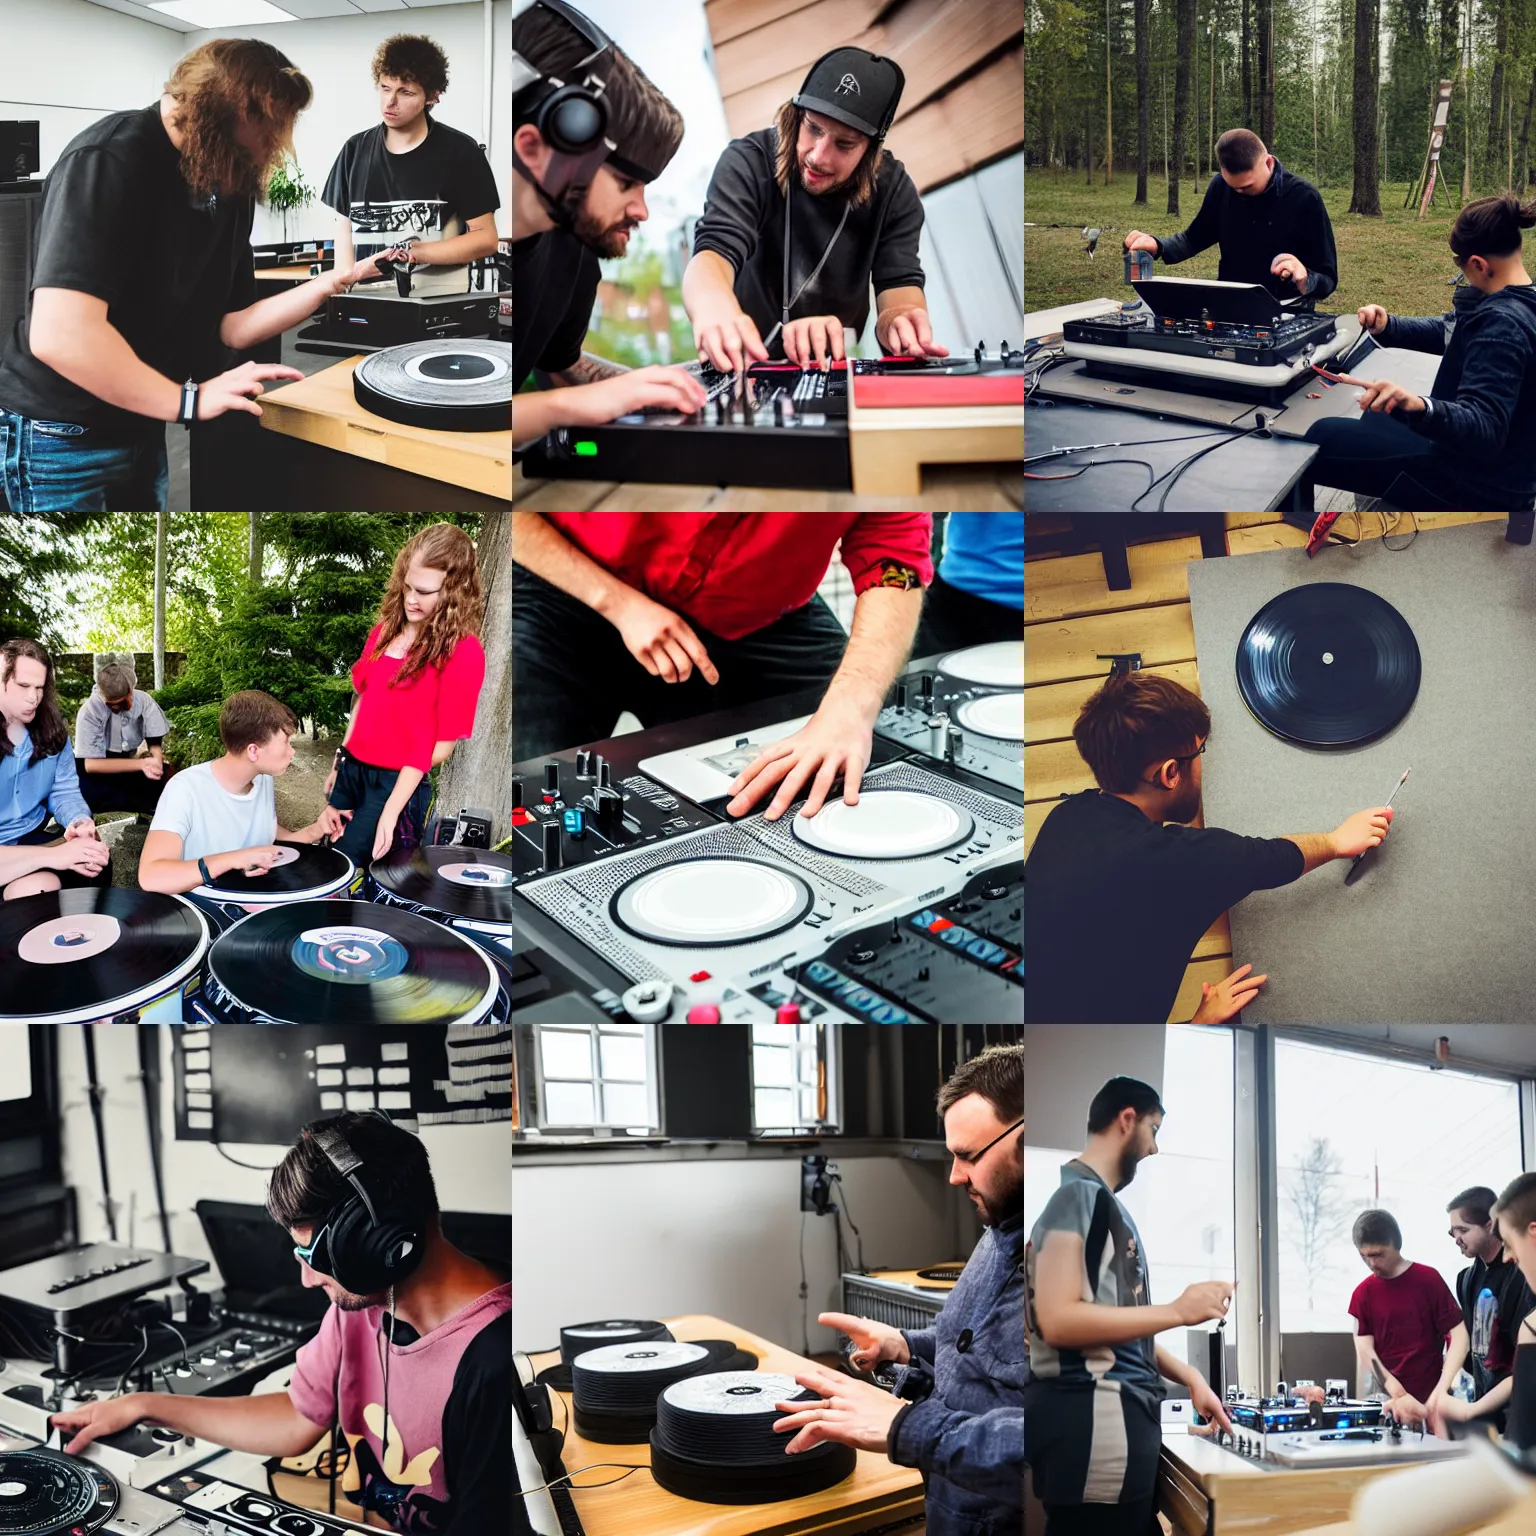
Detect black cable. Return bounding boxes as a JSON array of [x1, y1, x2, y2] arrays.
[[799, 1212, 811, 1357], [214, 1144, 284, 1172], [519, 1464, 648, 1495], [1024, 457, 1159, 487], [830, 1174, 865, 1272], [115, 1324, 149, 1397], [1132, 424, 1271, 512]]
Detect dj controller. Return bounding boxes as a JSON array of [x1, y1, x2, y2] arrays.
[[518, 345, 1028, 489], [1200, 1391, 1467, 1471], [508, 642, 1023, 1024]]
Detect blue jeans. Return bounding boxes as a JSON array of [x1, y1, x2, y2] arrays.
[[0, 410, 169, 511]]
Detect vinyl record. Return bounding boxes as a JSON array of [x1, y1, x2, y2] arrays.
[[369, 845, 515, 926], [203, 899, 498, 1025], [538, 1319, 674, 1392], [955, 691, 1024, 742], [0, 890, 209, 1024], [790, 790, 973, 860], [938, 640, 1023, 688], [191, 841, 355, 902], [354, 340, 511, 432], [0, 1449, 118, 1535], [1236, 583, 1421, 747], [574, 1341, 762, 1444], [612, 858, 814, 947]]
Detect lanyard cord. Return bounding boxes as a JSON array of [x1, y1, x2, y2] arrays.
[[761, 152, 852, 355]]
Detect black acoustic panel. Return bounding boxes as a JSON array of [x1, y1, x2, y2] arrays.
[[661, 1026, 751, 1139]]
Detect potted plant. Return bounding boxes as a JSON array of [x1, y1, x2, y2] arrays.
[[266, 156, 315, 247]]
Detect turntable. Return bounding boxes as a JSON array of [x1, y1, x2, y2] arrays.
[[190, 843, 357, 907], [1236, 583, 1422, 746], [353, 340, 510, 432], [0, 1447, 116, 1535], [366, 845, 514, 936]]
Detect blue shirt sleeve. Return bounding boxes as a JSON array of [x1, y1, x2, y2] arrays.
[[888, 1397, 1025, 1510], [47, 736, 91, 828]]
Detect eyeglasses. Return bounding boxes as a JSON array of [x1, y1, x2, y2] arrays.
[[293, 1224, 333, 1275], [950, 1118, 1023, 1169], [1142, 740, 1206, 787]]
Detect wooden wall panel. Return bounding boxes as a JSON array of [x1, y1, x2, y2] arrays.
[[883, 50, 1024, 194]]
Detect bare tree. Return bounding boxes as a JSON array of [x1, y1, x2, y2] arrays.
[[1286, 1137, 1352, 1311], [1349, 0, 1382, 216], [248, 512, 265, 588], [1135, 0, 1151, 203], [1170, 0, 1197, 215], [1257, 0, 1275, 145]]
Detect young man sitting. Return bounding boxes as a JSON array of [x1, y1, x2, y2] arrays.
[[138, 689, 345, 898], [74, 654, 171, 819]]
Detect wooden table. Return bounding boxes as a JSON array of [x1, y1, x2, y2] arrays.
[[198, 356, 512, 510], [526, 1312, 925, 1536], [846, 390, 1023, 498], [1289, 1487, 1536, 1535]]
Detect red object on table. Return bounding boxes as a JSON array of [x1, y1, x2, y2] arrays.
[[852, 375, 1026, 409]]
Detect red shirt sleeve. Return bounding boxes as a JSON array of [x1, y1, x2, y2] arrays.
[[1429, 1269, 1462, 1337], [1348, 1278, 1372, 1334], [838, 514, 935, 595], [436, 635, 486, 741], [351, 624, 383, 695]]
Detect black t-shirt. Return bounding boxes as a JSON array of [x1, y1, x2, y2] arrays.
[[0, 104, 256, 439], [1456, 1251, 1535, 1415], [1024, 790, 1306, 1023], [512, 228, 600, 392], [692, 128, 927, 357], [322, 117, 501, 296]]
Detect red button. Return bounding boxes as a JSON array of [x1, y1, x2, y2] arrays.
[[776, 1003, 802, 1023], [927, 917, 955, 933], [689, 970, 712, 983], [511, 808, 533, 825], [686, 1005, 722, 1023]]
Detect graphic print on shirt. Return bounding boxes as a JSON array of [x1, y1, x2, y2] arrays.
[[350, 199, 460, 241], [339, 1399, 449, 1533]]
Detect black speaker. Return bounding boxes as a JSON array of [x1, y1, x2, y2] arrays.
[[0, 183, 42, 353], [0, 122, 39, 182]]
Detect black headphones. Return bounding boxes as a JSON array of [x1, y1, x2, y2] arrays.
[[308, 1111, 428, 1297], [513, 0, 613, 157]]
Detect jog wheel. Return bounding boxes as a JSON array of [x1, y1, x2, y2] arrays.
[[353, 340, 511, 432], [0, 1448, 118, 1534]]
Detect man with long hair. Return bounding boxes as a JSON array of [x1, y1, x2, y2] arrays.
[[683, 47, 944, 373], [0, 39, 403, 513], [0, 638, 111, 900], [324, 34, 501, 300]]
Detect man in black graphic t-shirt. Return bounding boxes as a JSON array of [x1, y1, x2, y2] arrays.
[[323, 35, 501, 298]]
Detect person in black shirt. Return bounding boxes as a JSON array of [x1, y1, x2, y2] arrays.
[[1024, 671, 1395, 1025], [511, 1, 707, 452], [1124, 127, 1338, 308], [0, 40, 398, 513], [1420, 1186, 1536, 1436], [1493, 1173, 1536, 1451], [683, 47, 943, 374], [323, 34, 501, 299]]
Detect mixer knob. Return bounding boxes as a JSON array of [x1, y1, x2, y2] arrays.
[[598, 758, 612, 790], [945, 727, 962, 761], [715, 398, 728, 425], [541, 821, 562, 871], [847, 946, 877, 965], [775, 1003, 802, 1023], [888, 919, 903, 945], [543, 762, 560, 804], [773, 396, 784, 426], [686, 1004, 722, 1023], [920, 674, 934, 701], [594, 788, 624, 832]]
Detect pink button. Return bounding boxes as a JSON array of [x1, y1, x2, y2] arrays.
[[686, 1005, 722, 1023]]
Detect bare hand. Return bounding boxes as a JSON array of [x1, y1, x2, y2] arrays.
[[772, 1364, 906, 1455], [64, 817, 99, 841], [693, 301, 770, 374], [607, 590, 719, 686], [323, 766, 338, 798], [877, 306, 949, 358], [334, 245, 412, 290], [726, 697, 872, 821], [1271, 253, 1309, 292], [238, 845, 285, 878], [1191, 963, 1268, 1023], [197, 361, 304, 420], [782, 315, 846, 371], [141, 756, 165, 780], [318, 805, 352, 840], [50, 1393, 150, 1455], [53, 838, 110, 876], [818, 1312, 910, 1371], [1173, 1280, 1235, 1326], [1330, 805, 1394, 859], [1357, 304, 1390, 335], [1189, 1374, 1234, 1435], [1388, 1391, 1429, 1428], [1355, 380, 1426, 415], [1124, 231, 1159, 253], [570, 365, 709, 425], [371, 810, 398, 862]]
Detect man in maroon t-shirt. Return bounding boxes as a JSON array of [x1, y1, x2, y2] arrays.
[[1348, 1208, 1462, 1417]]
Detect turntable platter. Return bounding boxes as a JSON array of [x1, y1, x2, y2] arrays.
[[938, 641, 1023, 688], [954, 692, 1023, 742], [0, 1449, 117, 1535], [612, 858, 813, 947], [790, 790, 974, 859]]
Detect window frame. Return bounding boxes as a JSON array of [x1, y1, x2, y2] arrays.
[[748, 1023, 840, 1138], [522, 1023, 662, 1139]]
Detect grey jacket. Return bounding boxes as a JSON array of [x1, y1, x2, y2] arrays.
[[887, 1211, 1025, 1533]]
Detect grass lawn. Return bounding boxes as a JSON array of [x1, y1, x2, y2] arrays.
[[1026, 172, 1482, 320]]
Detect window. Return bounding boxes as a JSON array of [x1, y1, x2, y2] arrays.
[[751, 1024, 835, 1134], [0, 1025, 32, 1103], [527, 1024, 660, 1135], [1275, 1038, 1524, 1335]]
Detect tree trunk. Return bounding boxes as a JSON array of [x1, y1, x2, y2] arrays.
[[1516, 68, 1535, 192], [1086, 94, 1094, 184], [436, 512, 511, 837], [1349, 0, 1382, 215], [1257, 0, 1275, 145], [1241, 0, 1253, 128], [1487, 0, 1508, 171], [1171, 0, 1195, 215], [1106, 0, 1114, 182], [1135, 0, 1151, 202], [153, 513, 166, 691], [248, 512, 264, 587]]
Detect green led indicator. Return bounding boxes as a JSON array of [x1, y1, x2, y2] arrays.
[[575, 441, 598, 457]]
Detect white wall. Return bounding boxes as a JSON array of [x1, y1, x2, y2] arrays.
[[0, 1, 509, 248], [56, 1025, 509, 1289], [511, 1152, 978, 1355]]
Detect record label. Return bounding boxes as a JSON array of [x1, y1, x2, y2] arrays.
[[196, 841, 354, 900], [369, 846, 516, 925], [17, 913, 122, 965], [438, 862, 514, 889], [292, 926, 409, 983]]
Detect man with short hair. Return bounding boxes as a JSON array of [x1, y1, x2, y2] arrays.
[[512, 1, 708, 450], [1348, 1208, 1462, 1420], [1492, 1173, 1536, 1450], [1026, 1077, 1235, 1535], [767, 1044, 1023, 1536], [684, 47, 944, 373], [1420, 1186, 1536, 1434], [324, 33, 501, 300], [74, 655, 172, 818], [50, 1110, 510, 1532], [1024, 670, 1393, 1024], [1123, 127, 1338, 307], [137, 689, 345, 899]]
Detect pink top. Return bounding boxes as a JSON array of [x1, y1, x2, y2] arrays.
[[347, 624, 486, 773]]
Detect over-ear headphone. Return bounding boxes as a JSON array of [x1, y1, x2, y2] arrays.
[[309, 1110, 428, 1297], [513, 0, 613, 157]]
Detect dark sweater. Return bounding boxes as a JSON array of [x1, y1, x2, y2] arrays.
[[1157, 160, 1338, 306], [1024, 790, 1305, 1024], [1377, 283, 1536, 502]]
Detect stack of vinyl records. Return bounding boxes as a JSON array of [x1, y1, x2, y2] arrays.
[[572, 1339, 758, 1442], [535, 1319, 673, 1392], [650, 1371, 857, 1504]]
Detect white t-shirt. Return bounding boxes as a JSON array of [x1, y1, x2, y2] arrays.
[[147, 760, 277, 866]]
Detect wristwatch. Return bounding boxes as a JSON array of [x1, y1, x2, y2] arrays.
[[197, 856, 213, 886], [178, 378, 199, 428]]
